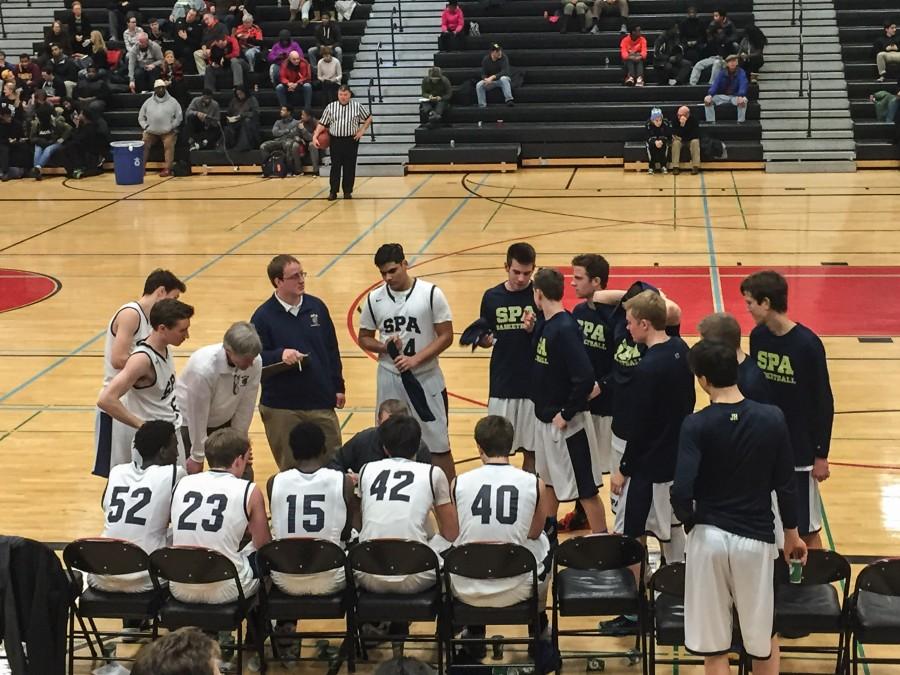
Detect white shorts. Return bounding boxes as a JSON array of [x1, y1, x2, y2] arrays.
[[170, 545, 257, 604], [488, 397, 537, 454], [589, 414, 613, 474], [376, 366, 450, 454], [356, 535, 448, 594], [88, 571, 154, 594], [684, 524, 777, 660], [795, 469, 823, 536], [533, 412, 602, 502], [272, 568, 346, 596], [450, 534, 550, 608], [93, 407, 137, 478]]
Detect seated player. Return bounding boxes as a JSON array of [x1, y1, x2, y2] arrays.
[[170, 428, 271, 604], [89, 419, 185, 593]]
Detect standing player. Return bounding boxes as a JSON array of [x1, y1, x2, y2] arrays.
[[358, 243, 456, 480], [97, 299, 194, 474], [530, 268, 607, 535], [697, 312, 769, 403], [477, 243, 538, 474], [741, 270, 834, 548], [94, 269, 186, 477], [672, 340, 807, 675]]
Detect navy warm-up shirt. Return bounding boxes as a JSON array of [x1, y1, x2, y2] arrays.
[[571, 301, 615, 416], [738, 355, 771, 404], [480, 282, 536, 399], [749, 323, 834, 468], [619, 337, 695, 483], [530, 311, 595, 424], [671, 399, 799, 543]]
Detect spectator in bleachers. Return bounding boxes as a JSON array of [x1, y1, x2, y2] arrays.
[[0, 102, 30, 181], [49, 44, 80, 98], [1, 81, 22, 116], [123, 14, 146, 54], [161, 50, 190, 107], [0, 52, 8, 73], [318, 47, 343, 104], [654, 24, 690, 85], [704, 53, 747, 124], [29, 103, 72, 179], [439, 0, 465, 51], [75, 65, 112, 112], [619, 24, 646, 86], [128, 33, 164, 93], [174, 9, 204, 65], [85, 31, 111, 76], [669, 105, 699, 174], [645, 107, 670, 174], [170, 0, 206, 24], [139, 78, 183, 176], [261, 106, 305, 174], [870, 87, 900, 123], [147, 19, 174, 53], [13, 55, 42, 100], [223, 84, 260, 151], [193, 12, 228, 75], [60, 104, 110, 178], [420, 66, 452, 128], [679, 5, 706, 63], [874, 20, 899, 82], [38, 67, 66, 105], [289, 0, 315, 26], [109, 0, 141, 44], [233, 13, 263, 72], [225, 1, 259, 31], [276, 51, 313, 111], [560, 0, 590, 34], [689, 25, 733, 85], [45, 21, 71, 58], [66, 2, 93, 55], [299, 109, 322, 173], [738, 23, 767, 83], [476, 44, 514, 107], [203, 34, 250, 92], [268, 30, 303, 86], [186, 89, 222, 149], [709, 8, 734, 41], [309, 14, 343, 69], [590, 0, 628, 36]]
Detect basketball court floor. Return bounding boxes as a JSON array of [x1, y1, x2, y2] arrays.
[[1, 168, 899, 673]]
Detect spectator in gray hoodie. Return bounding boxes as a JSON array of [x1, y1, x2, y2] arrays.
[[186, 88, 221, 149], [129, 34, 164, 93], [138, 79, 183, 176], [260, 105, 304, 174]]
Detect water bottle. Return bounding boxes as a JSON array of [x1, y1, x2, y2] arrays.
[[478, 120, 483, 128], [450, 139, 455, 149], [605, 56, 610, 68]]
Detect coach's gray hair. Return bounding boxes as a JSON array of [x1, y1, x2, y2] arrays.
[[223, 321, 262, 358]]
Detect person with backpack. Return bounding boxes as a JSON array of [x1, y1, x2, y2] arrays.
[[260, 106, 305, 175], [29, 103, 72, 180]]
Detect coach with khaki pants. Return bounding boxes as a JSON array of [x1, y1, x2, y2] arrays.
[[251, 254, 346, 470]]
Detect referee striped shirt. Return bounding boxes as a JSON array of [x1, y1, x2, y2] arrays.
[[319, 99, 371, 138]]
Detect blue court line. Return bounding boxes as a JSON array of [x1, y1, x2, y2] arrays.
[[699, 173, 725, 312], [315, 175, 433, 277], [0, 187, 330, 404]]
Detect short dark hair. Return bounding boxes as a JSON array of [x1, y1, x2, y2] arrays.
[[149, 298, 194, 329], [133, 420, 176, 462], [204, 428, 250, 469], [267, 254, 300, 286], [378, 414, 421, 459], [132, 627, 220, 675], [533, 268, 564, 301], [42, 67, 53, 75], [715, 7, 727, 16], [885, 18, 897, 29], [571, 254, 610, 288], [688, 339, 738, 388], [697, 312, 742, 350], [338, 84, 351, 93], [289, 421, 326, 462], [474, 415, 514, 457], [20, 53, 31, 60], [374, 243, 405, 267], [506, 242, 536, 268], [739, 270, 788, 313], [143, 268, 186, 296]]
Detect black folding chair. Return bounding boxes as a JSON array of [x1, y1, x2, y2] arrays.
[[849, 558, 900, 675], [551, 534, 646, 674], [775, 549, 851, 674], [347, 539, 444, 673], [63, 538, 161, 674], [149, 546, 267, 674], [443, 543, 543, 671], [257, 538, 356, 671]]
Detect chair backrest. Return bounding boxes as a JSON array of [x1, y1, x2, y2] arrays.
[[774, 549, 851, 586], [63, 538, 151, 577], [347, 539, 440, 577], [258, 538, 346, 576], [648, 562, 685, 598], [443, 542, 536, 580], [855, 558, 900, 597], [149, 546, 242, 601], [555, 534, 645, 571]]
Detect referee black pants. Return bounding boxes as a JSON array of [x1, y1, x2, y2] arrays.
[[329, 135, 359, 196]]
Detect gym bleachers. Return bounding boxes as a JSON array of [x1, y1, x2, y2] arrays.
[[836, 0, 900, 161], [409, 0, 761, 168]]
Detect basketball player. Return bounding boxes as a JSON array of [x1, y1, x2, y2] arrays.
[[88, 420, 185, 593], [170, 428, 271, 604], [741, 270, 834, 549], [672, 340, 807, 675], [697, 312, 769, 403], [97, 299, 195, 473], [358, 243, 456, 480], [94, 269, 186, 477], [529, 268, 607, 536], [176, 321, 262, 474], [477, 243, 538, 474]]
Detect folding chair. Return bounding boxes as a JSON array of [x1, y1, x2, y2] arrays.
[[257, 538, 356, 671], [849, 558, 900, 675], [551, 534, 646, 674], [149, 546, 267, 674], [442, 543, 543, 671], [347, 539, 444, 673], [62, 538, 161, 674]]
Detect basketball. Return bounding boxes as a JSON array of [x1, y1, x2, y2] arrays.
[[315, 129, 331, 150]]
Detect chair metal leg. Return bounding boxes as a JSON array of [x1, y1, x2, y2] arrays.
[[236, 623, 244, 674], [68, 607, 75, 675], [436, 623, 444, 675], [252, 610, 268, 674], [87, 617, 106, 657], [851, 634, 858, 675]]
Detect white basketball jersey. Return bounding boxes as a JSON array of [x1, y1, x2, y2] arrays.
[[359, 458, 439, 543], [271, 468, 347, 543], [454, 464, 539, 547], [359, 279, 452, 375], [124, 341, 181, 427], [103, 302, 152, 386]]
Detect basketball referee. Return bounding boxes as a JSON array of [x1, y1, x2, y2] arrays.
[[314, 85, 372, 201]]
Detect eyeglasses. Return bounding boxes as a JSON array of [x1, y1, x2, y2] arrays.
[[282, 272, 308, 281]]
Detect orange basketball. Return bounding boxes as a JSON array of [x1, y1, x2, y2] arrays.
[[315, 129, 331, 150]]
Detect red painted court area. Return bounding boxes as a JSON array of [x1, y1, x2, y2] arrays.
[[0, 269, 61, 313], [559, 266, 900, 336]]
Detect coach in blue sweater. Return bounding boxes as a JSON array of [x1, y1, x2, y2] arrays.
[[251, 254, 346, 470]]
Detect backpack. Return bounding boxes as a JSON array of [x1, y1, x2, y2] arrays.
[[262, 151, 288, 178], [700, 136, 728, 160]]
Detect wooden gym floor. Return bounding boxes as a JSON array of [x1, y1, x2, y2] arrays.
[[1, 169, 899, 673]]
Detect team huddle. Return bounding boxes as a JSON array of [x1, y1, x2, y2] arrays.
[[88, 242, 834, 672]]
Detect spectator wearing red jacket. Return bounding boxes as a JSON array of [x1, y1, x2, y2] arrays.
[[276, 50, 312, 110], [233, 13, 263, 71], [619, 24, 647, 86], [204, 33, 249, 91], [439, 0, 465, 51]]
